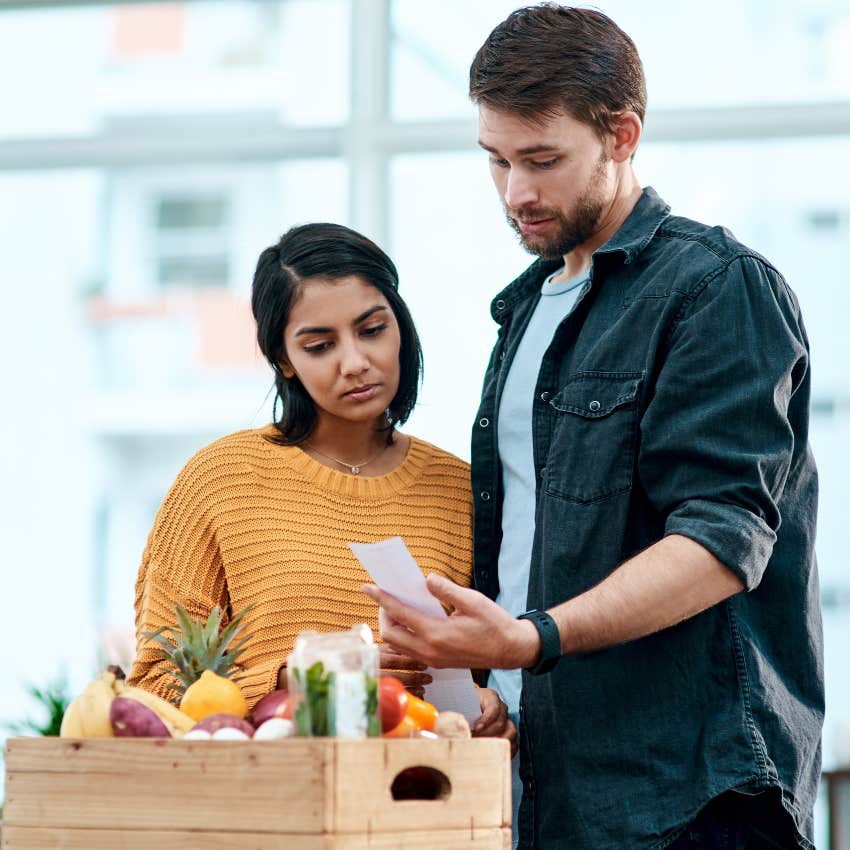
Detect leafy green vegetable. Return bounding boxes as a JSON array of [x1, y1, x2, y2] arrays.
[[294, 661, 332, 736], [365, 674, 381, 737], [292, 661, 380, 737]]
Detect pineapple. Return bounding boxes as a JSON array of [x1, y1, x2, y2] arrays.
[[142, 603, 252, 700]]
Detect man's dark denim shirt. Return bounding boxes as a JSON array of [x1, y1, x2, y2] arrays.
[[471, 188, 823, 850]]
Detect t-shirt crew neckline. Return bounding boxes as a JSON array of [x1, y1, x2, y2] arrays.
[[541, 266, 589, 295], [260, 425, 428, 500]]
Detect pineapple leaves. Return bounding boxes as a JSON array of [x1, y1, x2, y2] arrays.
[[202, 605, 222, 644], [141, 603, 253, 693]]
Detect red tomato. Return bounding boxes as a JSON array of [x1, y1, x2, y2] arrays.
[[378, 676, 410, 733]]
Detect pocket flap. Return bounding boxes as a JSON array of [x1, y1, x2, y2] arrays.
[[549, 371, 642, 418]]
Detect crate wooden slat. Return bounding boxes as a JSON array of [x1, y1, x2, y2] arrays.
[[2, 737, 511, 850], [0, 826, 508, 849]]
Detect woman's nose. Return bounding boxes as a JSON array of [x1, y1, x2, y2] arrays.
[[339, 340, 369, 375]]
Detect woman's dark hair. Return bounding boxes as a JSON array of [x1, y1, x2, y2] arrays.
[[251, 222, 423, 445], [469, 4, 646, 141]]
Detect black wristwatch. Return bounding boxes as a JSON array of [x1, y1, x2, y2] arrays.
[[517, 609, 562, 675]]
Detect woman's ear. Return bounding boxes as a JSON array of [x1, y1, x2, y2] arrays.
[[279, 359, 295, 379]]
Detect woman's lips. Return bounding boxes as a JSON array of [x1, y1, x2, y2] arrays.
[[344, 384, 379, 402]]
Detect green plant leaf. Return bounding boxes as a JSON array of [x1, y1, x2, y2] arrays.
[[5, 674, 72, 737]]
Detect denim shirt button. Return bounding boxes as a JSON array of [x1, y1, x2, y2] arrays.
[[480, 491, 491, 501], [479, 417, 490, 428], [540, 391, 550, 402], [589, 399, 601, 411], [495, 299, 506, 311]]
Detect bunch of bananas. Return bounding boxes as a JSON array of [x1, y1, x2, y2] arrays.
[[59, 667, 194, 738]]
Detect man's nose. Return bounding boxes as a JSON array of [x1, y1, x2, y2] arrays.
[[504, 168, 538, 210]]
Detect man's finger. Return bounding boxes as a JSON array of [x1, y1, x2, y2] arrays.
[[478, 701, 500, 725], [424, 573, 484, 614], [363, 584, 424, 629], [378, 620, 421, 657]]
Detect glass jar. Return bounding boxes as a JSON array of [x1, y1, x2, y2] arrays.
[[286, 623, 380, 738]]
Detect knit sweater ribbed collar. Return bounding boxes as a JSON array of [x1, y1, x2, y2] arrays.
[[260, 425, 432, 501]]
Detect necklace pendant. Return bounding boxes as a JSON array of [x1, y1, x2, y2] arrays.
[[351, 466, 361, 475]]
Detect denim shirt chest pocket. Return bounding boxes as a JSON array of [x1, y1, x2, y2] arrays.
[[542, 371, 644, 504]]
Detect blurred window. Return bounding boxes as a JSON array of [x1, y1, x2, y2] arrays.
[[157, 196, 227, 230], [0, 0, 349, 141], [156, 192, 231, 289], [390, 0, 850, 121]]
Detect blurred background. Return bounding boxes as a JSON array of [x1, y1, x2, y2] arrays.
[[1, 0, 849, 837]]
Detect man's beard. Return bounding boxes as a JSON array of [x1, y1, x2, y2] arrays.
[[506, 155, 609, 260]]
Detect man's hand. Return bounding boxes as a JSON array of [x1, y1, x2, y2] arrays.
[[473, 687, 518, 756], [363, 574, 540, 671]]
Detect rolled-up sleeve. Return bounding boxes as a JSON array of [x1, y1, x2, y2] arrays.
[[638, 255, 809, 589]]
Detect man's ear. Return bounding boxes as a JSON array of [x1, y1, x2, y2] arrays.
[[609, 111, 642, 163]]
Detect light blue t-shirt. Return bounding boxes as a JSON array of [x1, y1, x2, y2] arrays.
[[488, 266, 589, 844]]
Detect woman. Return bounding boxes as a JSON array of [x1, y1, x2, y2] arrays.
[[128, 222, 511, 739]]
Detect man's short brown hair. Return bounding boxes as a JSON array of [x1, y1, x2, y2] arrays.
[[469, 4, 646, 140]]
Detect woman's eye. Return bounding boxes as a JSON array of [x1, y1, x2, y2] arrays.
[[304, 341, 330, 354], [361, 323, 387, 337]]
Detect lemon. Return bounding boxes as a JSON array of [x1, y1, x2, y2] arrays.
[[180, 670, 248, 721]]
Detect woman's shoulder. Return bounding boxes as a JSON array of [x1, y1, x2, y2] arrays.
[[172, 425, 283, 488], [406, 435, 470, 477], [187, 425, 273, 463]]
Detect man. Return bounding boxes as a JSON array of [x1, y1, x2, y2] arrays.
[[364, 5, 822, 849]]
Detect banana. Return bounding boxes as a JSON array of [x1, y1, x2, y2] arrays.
[[117, 681, 195, 736], [58, 696, 85, 737], [59, 669, 119, 738], [59, 668, 195, 739]]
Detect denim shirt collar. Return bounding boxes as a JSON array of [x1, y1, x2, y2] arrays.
[[489, 186, 671, 324]]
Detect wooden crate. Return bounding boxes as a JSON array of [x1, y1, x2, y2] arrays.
[[2, 736, 511, 849]]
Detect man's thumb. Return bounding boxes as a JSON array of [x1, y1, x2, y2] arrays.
[[426, 573, 465, 609]]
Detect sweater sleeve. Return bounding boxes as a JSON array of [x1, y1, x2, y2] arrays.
[[127, 452, 284, 709]]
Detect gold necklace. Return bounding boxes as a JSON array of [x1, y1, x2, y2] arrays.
[[305, 441, 389, 475]]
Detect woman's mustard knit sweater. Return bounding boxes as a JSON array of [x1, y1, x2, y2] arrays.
[[128, 426, 473, 708]]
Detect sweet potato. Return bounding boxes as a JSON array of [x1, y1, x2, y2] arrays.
[[191, 713, 254, 738], [109, 696, 171, 738]]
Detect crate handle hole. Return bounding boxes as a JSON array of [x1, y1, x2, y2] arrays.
[[390, 766, 452, 801]]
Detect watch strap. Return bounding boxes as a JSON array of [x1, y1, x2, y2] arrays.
[[518, 609, 562, 675]]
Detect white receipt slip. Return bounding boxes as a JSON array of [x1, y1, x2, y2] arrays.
[[349, 536, 482, 724]]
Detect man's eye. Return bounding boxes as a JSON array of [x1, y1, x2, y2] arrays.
[[489, 157, 510, 169], [533, 158, 558, 170]]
